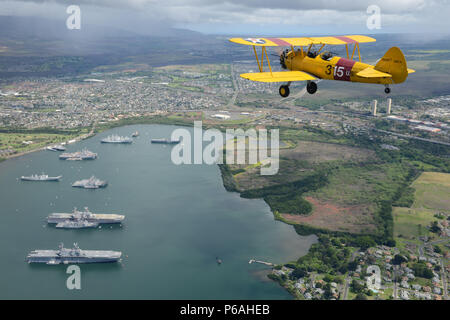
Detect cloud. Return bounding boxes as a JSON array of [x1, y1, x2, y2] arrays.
[[0, 0, 449, 34]]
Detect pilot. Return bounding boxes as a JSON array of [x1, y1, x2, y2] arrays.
[[321, 51, 333, 61], [307, 50, 318, 58]]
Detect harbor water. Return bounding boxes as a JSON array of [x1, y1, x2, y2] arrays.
[[0, 124, 316, 299]]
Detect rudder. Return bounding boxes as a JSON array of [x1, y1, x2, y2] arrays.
[[375, 47, 408, 83]]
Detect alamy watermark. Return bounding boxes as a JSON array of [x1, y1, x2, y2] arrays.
[[66, 265, 81, 290], [367, 5, 381, 30], [170, 121, 279, 176], [66, 5, 81, 30]]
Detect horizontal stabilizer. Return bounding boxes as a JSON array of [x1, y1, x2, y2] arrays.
[[357, 67, 392, 79], [240, 71, 317, 83]]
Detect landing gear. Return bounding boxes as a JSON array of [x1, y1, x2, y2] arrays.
[[384, 85, 391, 94], [279, 85, 290, 98], [307, 81, 317, 94]]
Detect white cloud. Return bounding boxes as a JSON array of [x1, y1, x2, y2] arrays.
[[0, 0, 449, 34]]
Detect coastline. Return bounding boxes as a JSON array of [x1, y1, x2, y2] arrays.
[[0, 129, 96, 162]]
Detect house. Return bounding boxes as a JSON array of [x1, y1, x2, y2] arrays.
[[400, 290, 409, 300], [401, 280, 410, 289], [412, 284, 421, 291], [433, 287, 441, 295]]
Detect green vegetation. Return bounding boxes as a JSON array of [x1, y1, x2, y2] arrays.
[[290, 235, 380, 276], [412, 262, 434, 279], [394, 171, 450, 240], [240, 171, 329, 215], [0, 131, 82, 155]]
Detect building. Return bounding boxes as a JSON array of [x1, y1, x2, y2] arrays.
[[387, 98, 392, 115], [211, 114, 231, 120], [372, 100, 378, 116]]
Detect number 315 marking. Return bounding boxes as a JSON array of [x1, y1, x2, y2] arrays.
[[325, 65, 345, 78]]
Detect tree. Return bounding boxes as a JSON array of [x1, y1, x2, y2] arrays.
[[392, 254, 408, 265], [291, 266, 308, 279], [354, 293, 368, 300], [354, 236, 376, 250], [413, 263, 433, 279], [351, 280, 365, 293]]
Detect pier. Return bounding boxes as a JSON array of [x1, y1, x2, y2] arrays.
[[248, 259, 274, 266]]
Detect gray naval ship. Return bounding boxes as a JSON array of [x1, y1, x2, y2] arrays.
[[151, 138, 181, 144], [48, 207, 125, 225], [59, 149, 97, 160], [47, 145, 66, 152], [21, 174, 62, 181], [72, 176, 107, 189], [101, 134, 132, 144], [26, 243, 122, 265], [55, 219, 98, 229]]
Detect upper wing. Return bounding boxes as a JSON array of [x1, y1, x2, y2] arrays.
[[229, 35, 376, 47], [357, 67, 392, 79], [240, 71, 317, 83]]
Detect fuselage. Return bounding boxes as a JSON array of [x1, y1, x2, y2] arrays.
[[285, 50, 394, 85]]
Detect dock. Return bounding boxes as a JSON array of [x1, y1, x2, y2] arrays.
[[248, 259, 274, 266]]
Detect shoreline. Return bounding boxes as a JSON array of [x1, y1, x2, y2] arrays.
[[0, 130, 96, 162]]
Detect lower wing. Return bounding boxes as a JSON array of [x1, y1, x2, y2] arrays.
[[240, 71, 317, 83]]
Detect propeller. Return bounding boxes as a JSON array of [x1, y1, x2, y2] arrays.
[[267, 47, 290, 69]]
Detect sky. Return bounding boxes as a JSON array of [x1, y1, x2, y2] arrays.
[[0, 0, 449, 35]]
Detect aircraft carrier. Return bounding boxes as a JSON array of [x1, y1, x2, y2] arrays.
[[21, 174, 61, 181], [26, 243, 121, 264], [59, 149, 97, 160], [48, 207, 124, 224], [72, 176, 107, 189], [101, 134, 132, 144]]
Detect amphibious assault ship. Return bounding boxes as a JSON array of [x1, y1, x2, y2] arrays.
[[72, 176, 107, 189], [55, 219, 99, 229], [21, 174, 62, 181], [59, 149, 97, 160], [26, 243, 122, 264], [100, 134, 132, 144], [48, 207, 124, 224]]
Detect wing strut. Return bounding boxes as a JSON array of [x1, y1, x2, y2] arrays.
[[251, 45, 273, 76], [252, 45, 262, 72]]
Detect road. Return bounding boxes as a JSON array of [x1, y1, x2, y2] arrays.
[[342, 248, 360, 300], [375, 129, 450, 147], [227, 65, 239, 108]]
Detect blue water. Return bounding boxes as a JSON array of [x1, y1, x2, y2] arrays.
[[0, 124, 316, 299]]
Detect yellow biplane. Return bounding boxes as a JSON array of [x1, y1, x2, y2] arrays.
[[229, 35, 415, 97]]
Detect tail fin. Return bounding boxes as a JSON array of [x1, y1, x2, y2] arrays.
[[375, 47, 409, 83]]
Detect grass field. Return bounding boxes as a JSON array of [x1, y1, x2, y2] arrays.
[[394, 172, 450, 240], [411, 172, 450, 211], [230, 138, 374, 191], [280, 163, 412, 234], [0, 132, 79, 155], [393, 207, 435, 238]]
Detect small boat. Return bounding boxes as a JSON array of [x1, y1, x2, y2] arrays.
[[132, 131, 139, 137]]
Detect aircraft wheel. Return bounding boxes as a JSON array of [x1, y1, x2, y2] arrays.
[[307, 81, 317, 94], [279, 85, 290, 98], [385, 87, 391, 94]]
